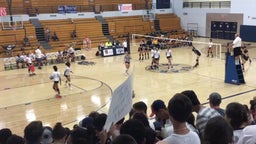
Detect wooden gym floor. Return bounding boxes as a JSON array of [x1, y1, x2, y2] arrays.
[[0, 37, 256, 136]]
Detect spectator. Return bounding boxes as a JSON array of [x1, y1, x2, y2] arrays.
[[35, 46, 42, 69], [181, 90, 220, 139], [207, 92, 225, 116], [6, 135, 25, 144], [249, 98, 256, 124], [132, 113, 157, 144], [156, 93, 200, 144], [41, 126, 53, 144], [45, 28, 50, 42], [67, 127, 92, 144], [52, 32, 59, 41], [120, 119, 146, 144], [23, 36, 31, 46], [149, 99, 171, 138], [204, 116, 233, 144], [112, 134, 138, 144], [71, 30, 77, 39], [24, 121, 44, 144], [225, 102, 248, 143], [105, 41, 112, 47], [237, 125, 256, 144], [92, 113, 109, 144], [0, 128, 12, 144], [52, 122, 67, 144]]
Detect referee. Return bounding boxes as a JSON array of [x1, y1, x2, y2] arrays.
[[232, 33, 242, 65]]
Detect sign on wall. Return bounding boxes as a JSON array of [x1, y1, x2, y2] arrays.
[[118, 4, 132, 12], [58, 6, 77, 14], [0, 7, 7, 16]]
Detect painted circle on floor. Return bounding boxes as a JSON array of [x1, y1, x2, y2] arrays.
[[145, 63, 193, 73]]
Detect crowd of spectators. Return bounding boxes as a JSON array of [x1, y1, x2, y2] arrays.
[[1, 90, 256, 144]]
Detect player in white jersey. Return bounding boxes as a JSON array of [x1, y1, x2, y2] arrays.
[[50, 65, 61, 98], [166, 47, 173, 69], [207, 38, 214, 58], [64, 62, 73, 89]]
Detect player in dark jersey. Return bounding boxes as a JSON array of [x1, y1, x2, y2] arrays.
[[192, 46, 201, 68]]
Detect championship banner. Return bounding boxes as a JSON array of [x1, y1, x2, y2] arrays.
[[0, 7, 7, 16], [118, 4, 132, 12]]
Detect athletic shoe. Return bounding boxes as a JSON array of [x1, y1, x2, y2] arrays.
[[55, 94, 62, 98]]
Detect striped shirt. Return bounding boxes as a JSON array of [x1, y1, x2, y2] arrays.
[[196, 107, 221, 137]]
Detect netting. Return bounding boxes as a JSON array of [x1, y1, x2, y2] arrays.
[[131, 34, 223, 59]]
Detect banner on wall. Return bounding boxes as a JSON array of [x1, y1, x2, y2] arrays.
[[118, 4, 132, 12], [0, 7, 7, 16], [58, 6, 77, 14]]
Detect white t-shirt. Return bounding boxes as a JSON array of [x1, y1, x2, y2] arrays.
[[233, 129, 243, 144], [35, 49, 42, 58], [64, 67, 71, 76], [237, 125, 256, 144], [51, 71, 61, 82], [157, 130, 200, 144], [123, 41, 127, 48], [166, 49, 172, 57], [25, 56, 32, 64], [232, 36, 242, 48], [209, 42, 213, 48]]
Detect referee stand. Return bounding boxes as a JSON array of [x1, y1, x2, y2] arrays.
[[224, 45, 245, 85]]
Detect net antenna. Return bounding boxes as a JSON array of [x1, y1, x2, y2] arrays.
[[1, 15, 24, 30], [131, 34, 223, 60]]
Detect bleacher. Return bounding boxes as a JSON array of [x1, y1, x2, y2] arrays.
[[105, 15, 154, 42]]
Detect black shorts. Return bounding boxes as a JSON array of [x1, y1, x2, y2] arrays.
[[233, 47, 241, 57], [166, 56, 172, 59], [54, 81, 59, 84], [125, 62, 130, 64], [154, 58, 159, 61]]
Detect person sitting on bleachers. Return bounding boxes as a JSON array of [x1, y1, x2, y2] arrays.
[[52, 32, 59, 41], [23, 36, 30, 46], [71, 30, 77, 39]]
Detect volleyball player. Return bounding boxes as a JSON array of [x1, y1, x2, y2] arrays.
[[166, 47, 173, 69], [207, 38, 214, 57], [64, 62, 73, 89], [192, 46, 201, 68], [124, 51, 131, 75], [138, 39, 146, 61], [50, 65, 61, 98], [153, 47, 161, 69]]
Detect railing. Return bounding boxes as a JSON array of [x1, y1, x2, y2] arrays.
[[6, 3, 152, 15], [183, 1, 230, 8]]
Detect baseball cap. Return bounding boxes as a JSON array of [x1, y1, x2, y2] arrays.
[[207, 92, 222, 104], [149, 100, 166, 117]]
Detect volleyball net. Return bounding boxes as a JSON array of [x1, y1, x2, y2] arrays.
[[131, 34, 223, 60]]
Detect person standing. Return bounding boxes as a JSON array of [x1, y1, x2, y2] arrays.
[[122, 39, 128, 52], [232, 33, 242, 65], [64, 62, 73, 89], [166, 47, 173, 69], [207, 38, 214, 58], [50, 65, 61, 98], [45, 28, 50, 42], [124, 51, 131, 75], [35, 46, 42, 69]]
